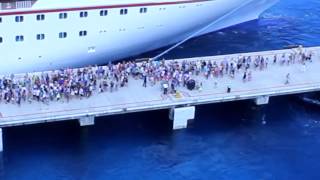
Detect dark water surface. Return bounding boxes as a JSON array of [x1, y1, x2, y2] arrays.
[[1, 0, 320, 179]]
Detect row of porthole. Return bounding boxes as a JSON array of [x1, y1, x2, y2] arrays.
[[1, 7, 148, 23], [16, 46, 97, 60], [0, 23, 168, 43], [17, 56, 42, 60], [0, 4, 205, 24], [16, 48, 96, 60], [0, 31, 88, 43]]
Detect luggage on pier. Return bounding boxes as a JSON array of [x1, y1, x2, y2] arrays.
[[227, 86, 231, 93], [187, 79, 196, 90]]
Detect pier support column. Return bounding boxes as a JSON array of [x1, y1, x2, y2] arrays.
[[78, 116, 95, 126], [0, 128, 3, 152], [169, 106, 195, 130], [255, 96, 270, 106]]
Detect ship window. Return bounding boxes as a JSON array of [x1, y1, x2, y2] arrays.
[[59, 32, 67, 38], [100, 10, 108, 16], [36, 34, 45, 40], [80, 11, 88, 18], [120, 9, 128, 15], [79, 30, 87, 36], [140, 8, 147, 13], [15, 35, 24, 42], [59, 13, 68, 19], [0, 37, 2, 43], [36, 14, 45, 21], [15, 16, 24, 22]]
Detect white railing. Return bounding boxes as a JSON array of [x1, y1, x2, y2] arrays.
[[0, 0, 36, 10]]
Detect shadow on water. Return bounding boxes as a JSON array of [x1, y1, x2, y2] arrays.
[[1, 96, 301, 151], [1, 94, 320, 179]]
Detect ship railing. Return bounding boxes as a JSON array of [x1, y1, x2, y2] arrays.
[[0, 0, 36, 10]]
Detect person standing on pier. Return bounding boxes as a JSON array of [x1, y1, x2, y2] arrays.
[[301, 63, 306, 72], [285, 73, 290, 85], [273, 55, 277, 64], [143, 74, 147, 88], [163, 82, 168, 95], [248, 71, 252, 81], [242, 71, 247, 82]]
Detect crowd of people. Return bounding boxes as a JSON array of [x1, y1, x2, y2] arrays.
[[0, 48, 314, 105]]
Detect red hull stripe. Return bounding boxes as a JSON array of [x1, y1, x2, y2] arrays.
[[0, 0, 209, 16]]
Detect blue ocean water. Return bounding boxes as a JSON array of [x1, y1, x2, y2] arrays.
[[143, 0, 320, 60], [1, 0, 320, 179]]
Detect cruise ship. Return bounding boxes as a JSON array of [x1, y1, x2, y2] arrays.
[[0, 0, 278, 74]]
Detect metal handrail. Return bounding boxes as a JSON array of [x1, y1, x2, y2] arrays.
[[0, 0, 36, 10]]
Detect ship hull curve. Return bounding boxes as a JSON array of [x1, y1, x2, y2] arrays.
[[0, 0, 278, 74]]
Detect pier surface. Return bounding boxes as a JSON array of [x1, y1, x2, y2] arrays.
[[1, 47, 320, 128]]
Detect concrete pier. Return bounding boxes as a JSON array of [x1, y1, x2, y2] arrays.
[[169, 106, 196, 130], [0, 46, 320, 151]]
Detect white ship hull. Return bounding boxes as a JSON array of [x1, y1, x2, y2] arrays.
[[0, 0, 278, 74]]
